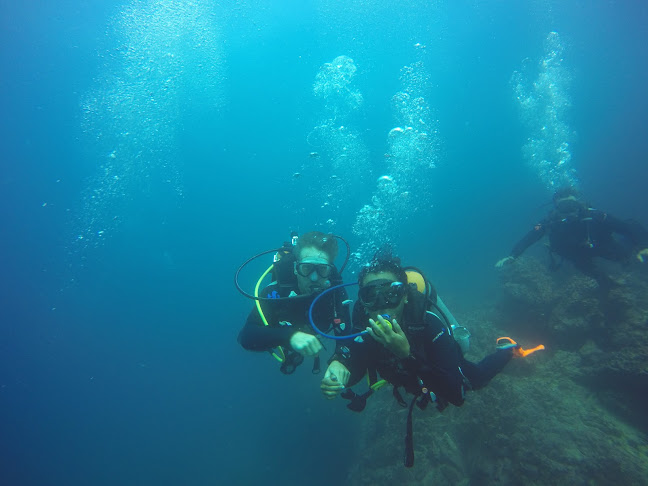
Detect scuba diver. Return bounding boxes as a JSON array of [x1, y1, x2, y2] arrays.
[[236, 231, 351, 374], [319, 251, 544, 467], [496, 187, 648, 292]]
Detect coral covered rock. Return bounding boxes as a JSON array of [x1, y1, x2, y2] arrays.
[[342, 258, 648, 485]]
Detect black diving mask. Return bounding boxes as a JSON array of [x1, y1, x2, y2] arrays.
[[296, 262, 333, 279], [358, 279, 407, 310], [555, 198, 582, 215]]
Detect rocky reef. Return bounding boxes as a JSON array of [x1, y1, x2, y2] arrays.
[[343, 257, 648, 485]]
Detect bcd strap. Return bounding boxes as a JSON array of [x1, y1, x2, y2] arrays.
[[404, 382, 435, 467], [312, 356, 321, 374], [404, 395, 417, 468]]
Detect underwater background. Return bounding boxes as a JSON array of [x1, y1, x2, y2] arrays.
[[1, 1, 647, 485]]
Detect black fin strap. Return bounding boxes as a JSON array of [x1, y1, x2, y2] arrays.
[[404, 396, 417, 468]]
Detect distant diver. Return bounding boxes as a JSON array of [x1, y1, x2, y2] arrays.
[[496, 186, 648, 293]]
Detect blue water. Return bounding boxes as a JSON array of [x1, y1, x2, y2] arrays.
[[1, 1, 647, 485]]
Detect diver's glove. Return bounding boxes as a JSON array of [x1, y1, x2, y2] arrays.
[[496, 336, 545, 358], [495, 256, 515, 268], [636, 248, 648, 263]]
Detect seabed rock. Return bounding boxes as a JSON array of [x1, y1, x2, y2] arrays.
[[344, 257, 648, 485]]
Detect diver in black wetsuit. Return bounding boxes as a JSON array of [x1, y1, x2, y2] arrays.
[[238, 231, 350, 374], [320, 253, 543, 467], [496, 187, 648, 291]]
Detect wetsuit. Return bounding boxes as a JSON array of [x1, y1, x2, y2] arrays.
[[511, 207, 648, 288], [238, 278, 350, 374], [332, 291, 513, 407]]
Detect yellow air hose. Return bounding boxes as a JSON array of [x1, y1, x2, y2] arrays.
[[255, 264, 286, 362]]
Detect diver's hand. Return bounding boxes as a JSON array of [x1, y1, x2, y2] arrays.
[[320, 361, 349, 399], [637, 248, 648, 263], [366, 315, 410, 359], [495, 256, 515, 268], [290, 331, 322, 357]]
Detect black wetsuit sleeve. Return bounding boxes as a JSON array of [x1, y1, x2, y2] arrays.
[[418, 312, 468, 406], [237, 304, 296, 352], [342, 345, 373, 388], [603, 213, 648, 248], [459, 349, 513, 391], [511, 222, 547, 258]]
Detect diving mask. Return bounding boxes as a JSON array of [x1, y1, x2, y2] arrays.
[[555, 198, 582, 215], [296, 262, 333, 279], [358, 280, 407, 310]]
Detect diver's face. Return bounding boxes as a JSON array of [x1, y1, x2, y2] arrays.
[[294, 246, 333, 295], [360, 271, 408, 322]]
